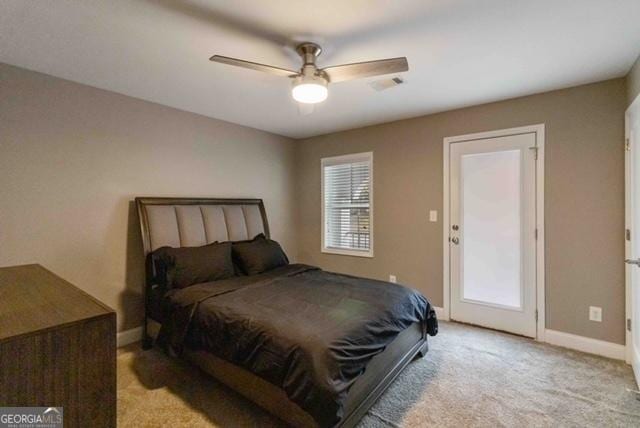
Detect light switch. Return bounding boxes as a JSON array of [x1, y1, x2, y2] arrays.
[[429, 210, 438, 222]]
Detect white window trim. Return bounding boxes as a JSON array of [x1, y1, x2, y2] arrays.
[[321, 152, 374, 258]]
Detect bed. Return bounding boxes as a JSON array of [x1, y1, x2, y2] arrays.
[[135, 197, 437, 427]]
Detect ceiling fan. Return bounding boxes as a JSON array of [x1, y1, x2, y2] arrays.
[[209, 42, 408, 104]]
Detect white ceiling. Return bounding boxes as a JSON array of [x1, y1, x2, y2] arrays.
[[2, 1, 640, 139]]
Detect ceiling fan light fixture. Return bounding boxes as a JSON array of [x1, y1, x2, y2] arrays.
[[291, 75, 328, 104], [210, 42, 409, 107]]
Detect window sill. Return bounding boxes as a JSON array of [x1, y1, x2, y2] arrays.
[[321, 248, 374, 258]]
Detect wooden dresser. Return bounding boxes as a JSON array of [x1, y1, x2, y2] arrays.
[[0, 264, 116, 427]]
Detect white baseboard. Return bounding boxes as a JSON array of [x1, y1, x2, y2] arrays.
[[544, 329, 625, 360], [117, 326, 143, 348], [434, 306, 446, 320]]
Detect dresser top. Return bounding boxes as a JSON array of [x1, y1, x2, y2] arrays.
[[0, 264, 114, 342]]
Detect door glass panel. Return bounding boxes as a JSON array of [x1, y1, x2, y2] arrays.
[[461, 149, 522, 308]]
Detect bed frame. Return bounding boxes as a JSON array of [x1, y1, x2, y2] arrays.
[[135, 196, 427, 427]]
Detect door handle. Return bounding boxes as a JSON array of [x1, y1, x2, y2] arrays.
[[451, 237, 459, 245], [626, 259, 640, 266]]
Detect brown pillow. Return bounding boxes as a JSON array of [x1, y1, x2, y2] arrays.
[[153, 241, 234, 289], [232, 234, 289, 275]]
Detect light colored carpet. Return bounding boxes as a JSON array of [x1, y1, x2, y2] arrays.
[[117, 322, 640, 427]]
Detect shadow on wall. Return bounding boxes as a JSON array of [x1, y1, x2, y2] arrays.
[[119, 200, 145, 332]]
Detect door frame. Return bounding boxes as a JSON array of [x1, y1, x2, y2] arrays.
[[442, 124, 546, 341], [625, 94, 640, 367]]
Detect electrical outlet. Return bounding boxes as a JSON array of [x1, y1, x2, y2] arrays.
[[389, 275, 397, 283], [589, 306, 602, 322], [429, 210, 438, 222]]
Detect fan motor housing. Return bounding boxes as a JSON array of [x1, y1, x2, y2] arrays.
[[296, 42, 322, 66]]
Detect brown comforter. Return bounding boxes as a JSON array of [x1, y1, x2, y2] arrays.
[[158, 264, 437, 427]]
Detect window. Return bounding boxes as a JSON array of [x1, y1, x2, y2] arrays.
[[321, 152, 373, 257]]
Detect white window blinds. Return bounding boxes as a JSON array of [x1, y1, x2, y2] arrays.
[[322, 152, 373, 257]]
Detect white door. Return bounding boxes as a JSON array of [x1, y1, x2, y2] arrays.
[[449, 132, 538, 337], [625, 98, 640, 386]]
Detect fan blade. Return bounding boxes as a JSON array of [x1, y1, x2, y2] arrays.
[[322, 57, 408, 83], [209, 55, 297, 77]]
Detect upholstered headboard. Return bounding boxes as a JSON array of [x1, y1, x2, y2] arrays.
[[135, 197, 270, 348], [135, 197, 270, 256]]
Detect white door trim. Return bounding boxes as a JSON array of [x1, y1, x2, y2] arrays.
[[443, 124, 546, 341], [625, 93, 640, 367]]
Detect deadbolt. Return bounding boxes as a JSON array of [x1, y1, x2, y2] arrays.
[[452, 225, 459, 231]]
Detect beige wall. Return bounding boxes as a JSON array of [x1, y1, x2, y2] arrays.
[[0, 62, 628, 344], [295, 78, 626, 344], [0, 63, 297, 332], [628, 54, 640, 107]]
